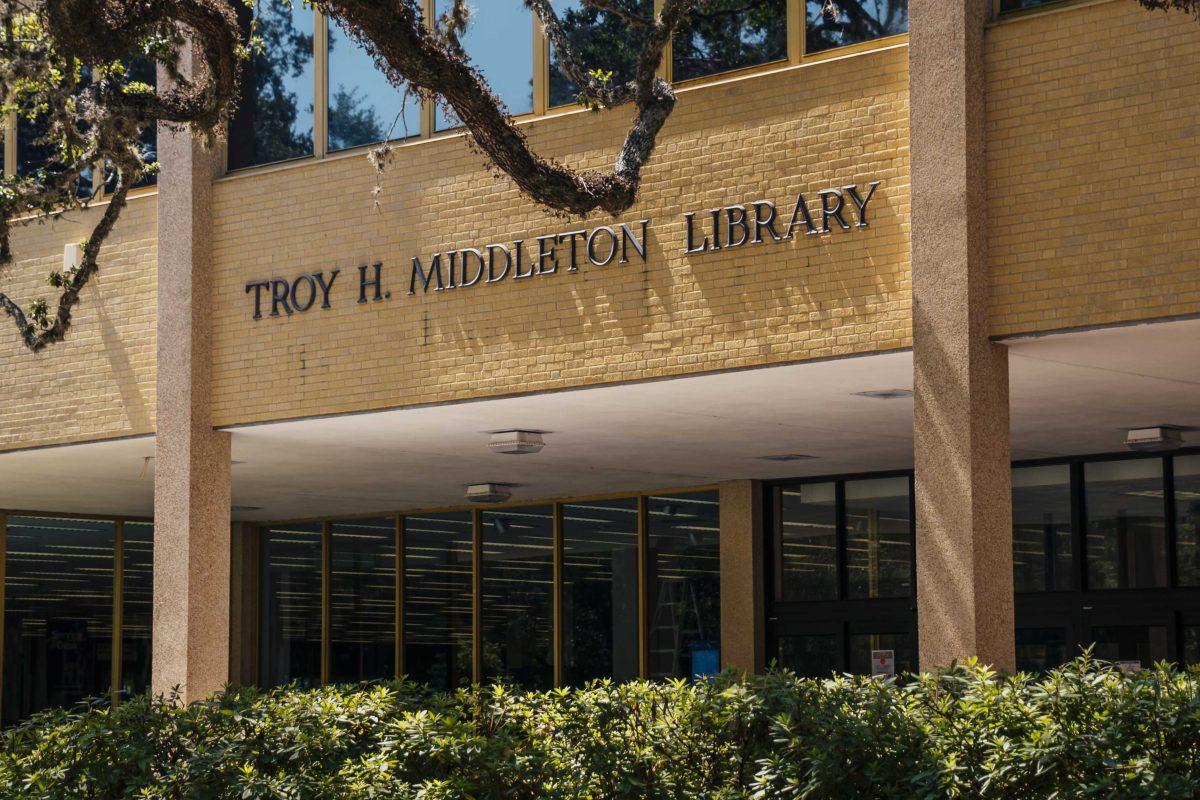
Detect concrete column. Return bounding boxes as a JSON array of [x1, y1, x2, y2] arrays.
[[718, 480, 765, 674], [910, 0, 1015, 671], [152, 46, 232, 700]]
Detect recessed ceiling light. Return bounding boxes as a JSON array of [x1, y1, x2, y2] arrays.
[[757, 454, 817, 462], [489, 430, 546, 455], [853, 389, 913, 399]]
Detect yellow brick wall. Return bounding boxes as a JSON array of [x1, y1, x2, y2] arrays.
[[210, 45, 912, 426], [987, 0, 1200, 336], [0, 194, 157, 452]]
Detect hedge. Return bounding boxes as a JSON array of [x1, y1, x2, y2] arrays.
[[3, 656, 1200, 799]]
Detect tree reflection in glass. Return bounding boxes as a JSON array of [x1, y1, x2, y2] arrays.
[[561, 498, 640, 685], [674, 0, 788, 82], [481, 506, 553, 688], [806, 0, 908, 54], [228, 0, 315, 169]]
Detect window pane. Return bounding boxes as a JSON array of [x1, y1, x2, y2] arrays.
[[1084, 459, 1167, 590], [17, 115, 93, 198], [1090, 625, 1169, 669], [1012, 465, 1074, 592], [673, 0, 787, 82], [778, 483, 837, 601], [847, 631, 914, 676], [1184, 626, 1200, 666], [778, 634, 837, 677], [228, 0, 315, 170], [647, 490, 721, 679], [121, 522, 153, 698], [806, 0, 908, 55], [128, 59, 158, 188], [1174, 455, 1200, 586], [1016, 627, 1067, 673], [260, 523, 322, 687], [481, 506, 553, 688], [549, 0, 650, 107], [3, 516, 114, 726], [562, 498, 640, 686], [330, 517, 395, 683], [999, 0, 1062, 11], [404, 511, 474, 691], [844, 477, 911, 599], [435, 0, 533, 130], [328, 22, 419, 151]]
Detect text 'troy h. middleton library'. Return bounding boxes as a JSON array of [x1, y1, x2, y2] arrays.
[[1, 0, 1199, 725]]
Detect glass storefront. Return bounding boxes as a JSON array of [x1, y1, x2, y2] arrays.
[[1, 515, 152, 727], [770, 474, 916, 677], [256, 488, 721, 690]]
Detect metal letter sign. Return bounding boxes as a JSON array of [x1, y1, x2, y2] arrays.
[[245, 180, 883, 320]]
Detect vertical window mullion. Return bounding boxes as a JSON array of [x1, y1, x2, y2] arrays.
[[320, 520, 331, 685], [532, 12, 549, 116], [0, 509, 7, 724], [395, 515, 405, 679], [654, 0, 671, 82], [552, 503, 564, 686], [1166, 456, 1179, 589], [111, 519, 124, 704], [637, 494, 649, 678], [788, 0, 803, 64], [471, 508, 483, 683], [1072, 461, 1088, 594], [314, 9, 329, 159], [835, 481, 847, 601]]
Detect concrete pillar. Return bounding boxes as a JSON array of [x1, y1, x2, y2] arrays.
[[910, 0, 1015, 671], [152, 45, 232, 700], [718, 480, 765, 673]]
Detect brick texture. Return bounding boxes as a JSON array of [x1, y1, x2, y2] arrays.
[[986, 0, 1200, 336], [209, 45, 912, 426], [0, 195, 157, 451]]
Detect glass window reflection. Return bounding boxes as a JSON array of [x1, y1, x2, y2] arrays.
[[3, 516, 115, 727], [1084, 459, 1167, 590], [404, 511, 474, 691], [778, 483, 837, 601], [481, 506, 553, 688], [228, 0, 315, 170], [260, 523, 322, 687], [121, 522, 153, 698], [1012, 465, 1073, 592], [329, 517, 395, 683], [805, 0, 907, 55], [844, 477, 912, 599], [561, 498, 640, 685], [1016, 627, 1067, 673], [999, 0, 1063, 11], [778, 633, 837, 677], [1090, 625, 1169, 669], [673, 0, 787, 83], [1174, 455, 1200, 586], [328, 22, 419, 151], [435, 0, 533, 130], [647, 490, 721, 679], [550, 0, 650, 107], [17, 115, 94, 198]]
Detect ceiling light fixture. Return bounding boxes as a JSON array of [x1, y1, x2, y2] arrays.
[[853, 389, 913, 400], [489, 430, 546, 455], [466, 483, 514, 503], [1124, 426, 1184, 452]]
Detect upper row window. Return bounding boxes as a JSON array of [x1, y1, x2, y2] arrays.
[[228, 0, 909, 171]]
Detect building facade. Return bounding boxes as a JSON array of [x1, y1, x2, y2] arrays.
[[1, 0, 1199, 724]]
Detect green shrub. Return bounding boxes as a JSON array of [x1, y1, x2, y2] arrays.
[[3, 656, 1200, 799]]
